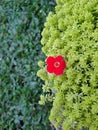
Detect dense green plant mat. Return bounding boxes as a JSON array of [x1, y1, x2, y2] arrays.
[[0, 0, 55, 129], [37, 0, 98, 130]]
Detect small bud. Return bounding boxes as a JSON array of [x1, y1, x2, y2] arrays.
[[38, 61, 44, 67], [39, 95, 46, 105]]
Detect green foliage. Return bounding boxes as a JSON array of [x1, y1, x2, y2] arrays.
[[0, 0, 55, 129], [37, 0, 98, 130]]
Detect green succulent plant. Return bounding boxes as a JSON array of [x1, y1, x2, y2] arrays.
[[37, 0, 98, 130]]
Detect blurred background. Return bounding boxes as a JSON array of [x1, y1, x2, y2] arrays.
[[0, 0, 56, 129]]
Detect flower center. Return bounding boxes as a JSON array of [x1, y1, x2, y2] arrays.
[[54, 62, 60, 68]]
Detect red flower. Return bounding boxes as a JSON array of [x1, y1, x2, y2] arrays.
[[46, 55, 66, 76]]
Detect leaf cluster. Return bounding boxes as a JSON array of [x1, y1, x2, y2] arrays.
[[0, 0, 55, 129]]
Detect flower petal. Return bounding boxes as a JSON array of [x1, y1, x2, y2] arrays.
[[46, 65, 54, 73], [45, 56, 55, 65], [54, 67, 64, 76], [60, 60, 67, 69], [55, 55, 63, 62], [55, 55, 66, 69]]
